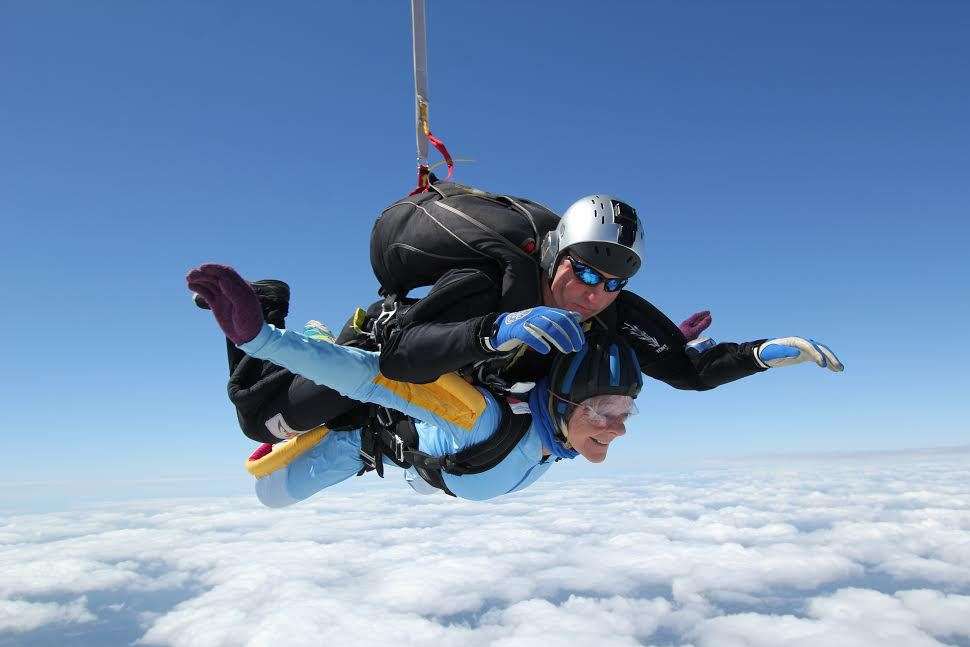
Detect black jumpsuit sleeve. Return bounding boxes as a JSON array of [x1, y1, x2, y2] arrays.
[[611, 291, 767, 391], [378, 268, 505, 383]]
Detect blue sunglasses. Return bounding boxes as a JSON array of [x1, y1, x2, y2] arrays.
[[566, 257, 628, 293]]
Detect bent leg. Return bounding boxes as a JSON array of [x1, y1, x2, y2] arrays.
[[229, 355, 364, 444], [255, 428, 365, 507]]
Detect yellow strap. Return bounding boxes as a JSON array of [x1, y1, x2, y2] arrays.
[[418, 99, 430, 136], [351, 307, 368, 335], [245, 426, 330, 478], [374, 372, 485, 430]]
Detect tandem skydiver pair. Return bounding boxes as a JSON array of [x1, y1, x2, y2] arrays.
[[191, 263, 643, 502], [189, 182, 843, 503]]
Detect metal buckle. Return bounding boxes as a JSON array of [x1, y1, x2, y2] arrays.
[[392, 435, 406, 463], [506, 381, 535, 395], [374, 300, 398, 331], [376, 406, 394, 428], [474, 364, 533, 396], [359, 449, 377, 470], [366, 300, 398, 350]]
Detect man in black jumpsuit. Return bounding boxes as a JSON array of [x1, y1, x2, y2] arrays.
[[207, 191, 841, 445]]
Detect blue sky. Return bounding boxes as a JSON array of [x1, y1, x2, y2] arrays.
[[1, 2, 968, 509]]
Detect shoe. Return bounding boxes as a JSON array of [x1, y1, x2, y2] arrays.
[[194, 279, 290, 328]]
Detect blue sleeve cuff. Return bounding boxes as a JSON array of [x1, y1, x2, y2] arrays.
[[238, 323, 276, 355]]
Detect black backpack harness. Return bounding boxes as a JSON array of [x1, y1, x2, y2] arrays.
[[356, 398, 533, 497], [334, 181, 557, 495], [333, 308, 534, 497], [369, 181, 560, 318]]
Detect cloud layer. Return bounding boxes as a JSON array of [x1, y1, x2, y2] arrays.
[[1, 457, 968, 646]]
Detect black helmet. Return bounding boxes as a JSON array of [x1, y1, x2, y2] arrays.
[[548, 332, 643, 433]]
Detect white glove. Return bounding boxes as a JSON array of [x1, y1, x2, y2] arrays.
[[757, 337, 844, 372]]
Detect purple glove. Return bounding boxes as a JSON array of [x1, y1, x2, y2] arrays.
[[679, 310, 712, 341], [186, 264, 263, 344]]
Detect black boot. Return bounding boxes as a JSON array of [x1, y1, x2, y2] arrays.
[[194, 279, 290, 373], [194, 279, 290, 327], [249, 279, 290, 328]]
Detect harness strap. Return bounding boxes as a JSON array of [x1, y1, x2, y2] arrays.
[[356, 399, 532, 495], [370, 293, 400, 348], [356, 411, 384, 478], [413, 463, 456, 497], [446, 398, 532, 473], [357, 408, 417, 478]]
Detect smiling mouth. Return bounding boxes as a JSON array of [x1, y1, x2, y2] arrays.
[[591, 438, 609, 447]]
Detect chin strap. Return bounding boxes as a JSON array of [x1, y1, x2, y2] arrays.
[[529, 380, 579, 461]]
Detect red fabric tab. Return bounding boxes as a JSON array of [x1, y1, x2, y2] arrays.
[[409, 165, 431, 195], [426, 130, 454, 179], [409, 130, 454, 195], [248, 443, 273, 462]]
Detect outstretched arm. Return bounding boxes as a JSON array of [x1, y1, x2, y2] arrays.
[[612, 291, 843, 391], [377, 268, 502, 382], [612, 291, 763, 390]]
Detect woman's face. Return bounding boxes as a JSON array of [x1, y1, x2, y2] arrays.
[[563, 395, 635, 463]]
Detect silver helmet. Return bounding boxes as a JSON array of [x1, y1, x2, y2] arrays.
[[540, 195, 645, 279]]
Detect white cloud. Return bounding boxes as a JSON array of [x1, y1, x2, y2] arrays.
[[0, 456, 966, 646], [0, 597, 94, 633], [689, 587, 970, 647], [896, 589, 970, 638]]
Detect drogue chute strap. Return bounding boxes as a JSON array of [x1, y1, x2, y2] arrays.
[[409, 108, 454, 194], [408, 0, 453, 195]]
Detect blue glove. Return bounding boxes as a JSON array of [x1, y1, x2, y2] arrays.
[[486, 307, 585, 354], [757, 337, 844, 372]]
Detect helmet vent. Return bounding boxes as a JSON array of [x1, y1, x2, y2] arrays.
[[559, 194, 644, 278]]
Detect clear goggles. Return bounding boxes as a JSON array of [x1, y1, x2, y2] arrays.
[[550, 392, 638, 427]]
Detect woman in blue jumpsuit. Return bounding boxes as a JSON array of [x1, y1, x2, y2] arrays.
[[188, 264, 643, 506]]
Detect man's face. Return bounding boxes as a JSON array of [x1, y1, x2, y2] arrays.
[[543, 254, 622, 321]]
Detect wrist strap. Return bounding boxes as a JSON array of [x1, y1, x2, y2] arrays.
[[753, 343, 770, 369]]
